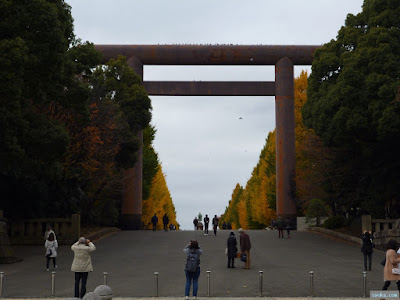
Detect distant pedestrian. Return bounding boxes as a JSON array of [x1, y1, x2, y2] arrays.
[[239, 229, 251, 269], [271, 219, 276, 230], [151, 214, 158, 231], [183, 240, 203, 300], [361, 230, 374, 271], [276, 217, 284, 238], [284, 218, 292, 239], [193, 217, 199, 230], [382, 239, 400, 291], [212, 215, 219, 236], [203, 214, 210, 235], [44, 224, 56, 241], [227, 232, 237, 268], [45, 232, 58, 271], [71, 237, 96, 299], [163, 213, 169, 231]]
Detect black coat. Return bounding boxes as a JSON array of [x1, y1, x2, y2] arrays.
[[227, 236, 237, 259], [361, 233, 374, 254]]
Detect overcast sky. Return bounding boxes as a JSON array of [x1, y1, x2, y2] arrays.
[[68, 0, 364, 230]]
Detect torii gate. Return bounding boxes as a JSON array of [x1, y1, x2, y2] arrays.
[[95, 44, 320, 230]]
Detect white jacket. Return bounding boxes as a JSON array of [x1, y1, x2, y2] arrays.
[[44, 240, 58, 257], [71, 242, 96, 272]]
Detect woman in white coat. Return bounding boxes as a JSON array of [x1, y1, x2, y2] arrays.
[[44, 232, 58, 271], [71, 237, 96, 298]]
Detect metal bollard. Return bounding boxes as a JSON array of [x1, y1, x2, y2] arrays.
[[154, 272, 159, 297], [309, 271, 314, 297], [259, 271, 263, 297], [0, 272, 4, 298], [51, 272, 56, 297], [362, 271, 367, 297], [207, 271, 211, 297], [103, 272, 108, 285]]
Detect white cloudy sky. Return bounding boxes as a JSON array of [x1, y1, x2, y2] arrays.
[[68, 0, 364, 230]]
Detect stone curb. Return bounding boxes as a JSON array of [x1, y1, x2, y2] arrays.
[[1, 297, 366, 300], [307, 227, 362, 245]]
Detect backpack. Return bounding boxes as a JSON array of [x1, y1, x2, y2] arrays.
[[185, 249, 200, 273]]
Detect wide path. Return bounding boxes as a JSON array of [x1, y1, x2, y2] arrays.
[[0, 229, 392, 298]]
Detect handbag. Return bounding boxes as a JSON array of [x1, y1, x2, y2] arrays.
[[392, 268, 400, 275], [46, 249, 52, 257], [380, 256, 386, 266], [240, 253, 247, 262]]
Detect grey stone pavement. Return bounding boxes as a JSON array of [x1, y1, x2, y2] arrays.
[[0, 229, 395, 298]]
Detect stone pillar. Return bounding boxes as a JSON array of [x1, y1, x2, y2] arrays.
[[71, 214, 81, 240], [275, 57, 297, 224], [361, 215, 372, 233], [120, 56, 143, 230]]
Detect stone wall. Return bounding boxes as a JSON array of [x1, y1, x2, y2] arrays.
[[373, 229, 400, 246], [9, 214, 80, 245]]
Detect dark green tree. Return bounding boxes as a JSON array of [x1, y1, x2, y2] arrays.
[[0, 0, 100, 218], [303, 0, 400, 218]]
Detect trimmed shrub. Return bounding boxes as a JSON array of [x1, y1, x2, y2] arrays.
[[323, 216, 346, 229]]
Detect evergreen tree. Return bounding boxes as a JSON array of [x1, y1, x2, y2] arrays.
[[303, 0, 400, 217]]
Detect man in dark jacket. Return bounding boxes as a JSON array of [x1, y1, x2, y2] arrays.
[[239, 229, 251, 269], [212, 215, 219, 236], [203, 214, 210, 235], [151, 214, 158, 231], [361, 230, 374, 271], [162, 213, 169, 231], [227, 232, 237, 268]]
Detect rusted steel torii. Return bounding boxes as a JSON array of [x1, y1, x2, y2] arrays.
[[95, 44, 321, 230]]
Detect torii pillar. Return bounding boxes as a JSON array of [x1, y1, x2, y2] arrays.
[[120, 56, 144, 230], [275, 57, 297, 223]]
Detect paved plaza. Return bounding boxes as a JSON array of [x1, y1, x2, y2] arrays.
[[0, 229, 394, 298]]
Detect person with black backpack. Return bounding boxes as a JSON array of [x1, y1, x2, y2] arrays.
[[183, 240, 203, 300]]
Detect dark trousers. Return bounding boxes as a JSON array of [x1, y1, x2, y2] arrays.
[[204, 224, 209, 234], [278, 229, 284, 238], [163, 223, 168, 231], [74, 272, 89, 298], [152, 223, 157, 231], [382, 280, 400, 290], [46, 256, 56, 269], [363, 252, 372, 270], [213, 226, 217, 235], [227, 257, 235, 268]]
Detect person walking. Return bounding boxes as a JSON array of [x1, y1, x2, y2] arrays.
[[45, 232, 58, 271], [361, 230, 374, 271], [151, 214, 158, 231], [284, 218, 292, 239], [276, 217, 284, 238], [183, 240, 203, 300], [212, 215, 219, 236], [239, 229, 251, 269], [163, 213, 169, 231], [71, 237, 96, 299], [227, 232, 237, 268], [203, 214, 209, 235], [193, 217, 199, 231], [382, 239, 400, 291]]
